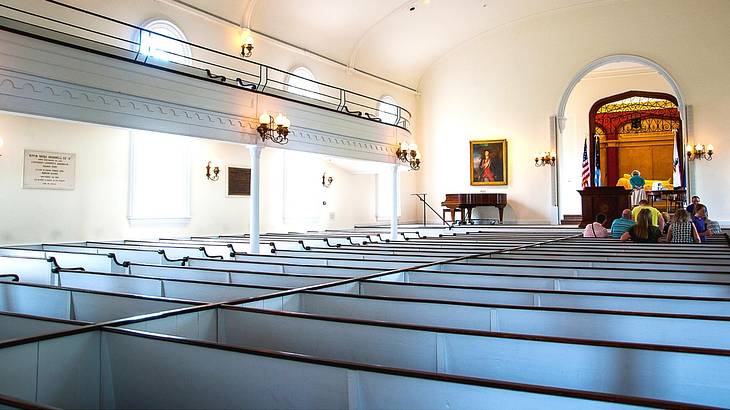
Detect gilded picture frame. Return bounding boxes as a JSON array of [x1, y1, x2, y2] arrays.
[[470, 139, 508, 186]]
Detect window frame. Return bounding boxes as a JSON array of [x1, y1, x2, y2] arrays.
[[138, 19, 192, 65], [286, 66, 321, 100], [378, 95, 399, 125], [127, 130, 192, 225]]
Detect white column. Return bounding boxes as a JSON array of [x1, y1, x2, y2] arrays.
[[390, 164, 399, 241], [248, 145, 263, 254]]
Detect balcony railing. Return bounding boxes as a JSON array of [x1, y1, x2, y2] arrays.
[[0, 0, 412, 131]]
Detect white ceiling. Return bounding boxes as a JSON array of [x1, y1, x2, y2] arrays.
[[178, 0, 611, 89]]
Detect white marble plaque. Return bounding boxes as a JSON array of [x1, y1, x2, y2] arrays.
[[22, 150, 76, 190]]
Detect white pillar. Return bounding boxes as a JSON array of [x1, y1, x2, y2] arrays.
[[390, 164, 399, 241], [248, 145, 263, 254]]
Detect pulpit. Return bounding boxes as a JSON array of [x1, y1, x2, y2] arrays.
[[578, 187, 631, 228]]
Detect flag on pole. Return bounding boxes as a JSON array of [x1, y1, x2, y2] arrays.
[[593, 134, 601, 187], [581, 138, 590, 188], [672, 129, 682, 187]]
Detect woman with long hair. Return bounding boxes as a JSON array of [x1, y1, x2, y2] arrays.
[[620, 208, 662, 243], [667, 209, 700, 243]]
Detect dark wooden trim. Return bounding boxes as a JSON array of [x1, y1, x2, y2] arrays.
[[0, 392, 60, 410]]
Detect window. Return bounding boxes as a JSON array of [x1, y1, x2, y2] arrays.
[[283, 151, 322, 224], [378, 96, 399, 124], [287, 66, 320, 100], [128, 130, 191, 222], [139, 19, 192, 65], [375, 171, 401, 221]]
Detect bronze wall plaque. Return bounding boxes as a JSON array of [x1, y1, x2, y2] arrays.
[[227, 167, 251, 196]]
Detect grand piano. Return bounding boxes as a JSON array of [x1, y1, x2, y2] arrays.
[[441, 193, 507, 225]]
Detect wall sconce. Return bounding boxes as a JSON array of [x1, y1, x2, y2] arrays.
[[257, 112, 291, 145], [534, 151, 556, 167], [687, 143, 714, 161], [396, 141, 421, 171], [205, 161, 220, 181], [322, 172, 333, 188], [240, 28, 254, 58]]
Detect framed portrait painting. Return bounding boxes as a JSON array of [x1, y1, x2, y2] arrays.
[[470, 139, 508, 186]]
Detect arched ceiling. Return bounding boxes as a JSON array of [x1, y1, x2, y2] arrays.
[[176, 0, 610, 90]]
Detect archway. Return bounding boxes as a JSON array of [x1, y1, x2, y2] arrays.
[[588, 90, 683, 192], [553, 55, 688, 223]]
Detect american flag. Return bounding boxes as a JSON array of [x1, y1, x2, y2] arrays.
[[581, 138, 590, 188]]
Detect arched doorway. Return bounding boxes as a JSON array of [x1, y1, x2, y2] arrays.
[[554, 55, 688, 223], [589, 90, 684, 190]]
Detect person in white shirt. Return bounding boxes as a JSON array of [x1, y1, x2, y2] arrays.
[[583, 213, 610, 238]]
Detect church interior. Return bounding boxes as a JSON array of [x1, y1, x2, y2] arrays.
[[0, 0, 729, 408]]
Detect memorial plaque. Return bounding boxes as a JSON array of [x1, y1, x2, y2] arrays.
[[227, 166, 251, 196], [23, 150, 76, 190]]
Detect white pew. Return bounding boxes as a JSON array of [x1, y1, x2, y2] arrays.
[[0, 282, 197, 322], [0, 312, 83, 342], [43, 244, 168, 265], [429, 263, 730, 282], [239, 291, 730, 350], [187, 258, 377, 277], [126, 264, 338, 288], [57, 271, 284, 303], [0, 328, 664, 409], [124, 307, 730, 407], [379, 271, 730, 298], [355, 279, 730, 316], [0, 256, 55, 285]]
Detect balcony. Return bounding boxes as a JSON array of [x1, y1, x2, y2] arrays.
[[0, 0, 412, 163]]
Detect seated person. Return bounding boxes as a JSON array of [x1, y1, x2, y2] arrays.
[[686, 195, 707, 215], [692, 204, 712, 243], [621, 208, 663, 243], [667, 209, 700, 243], [610, 209, 635, 239], [631, 199, 665, 231], [583, 214, 610, 238], [661, 212, 671, 235], [707, 218, 722, 234]]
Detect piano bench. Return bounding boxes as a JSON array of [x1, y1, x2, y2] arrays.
[[442, 208, 462, 224]]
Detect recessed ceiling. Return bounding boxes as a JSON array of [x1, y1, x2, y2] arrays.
[[177, 0, 613, 90]]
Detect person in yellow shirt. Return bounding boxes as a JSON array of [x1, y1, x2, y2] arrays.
[[631, 199, 665, 231]]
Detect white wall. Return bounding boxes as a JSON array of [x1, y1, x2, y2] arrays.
[[0, 112, 418, 245], [559, 68, 674, 216], [417, 0, 730, 224], [0, 113, 251, 244], [0, 0, 425, 244]]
